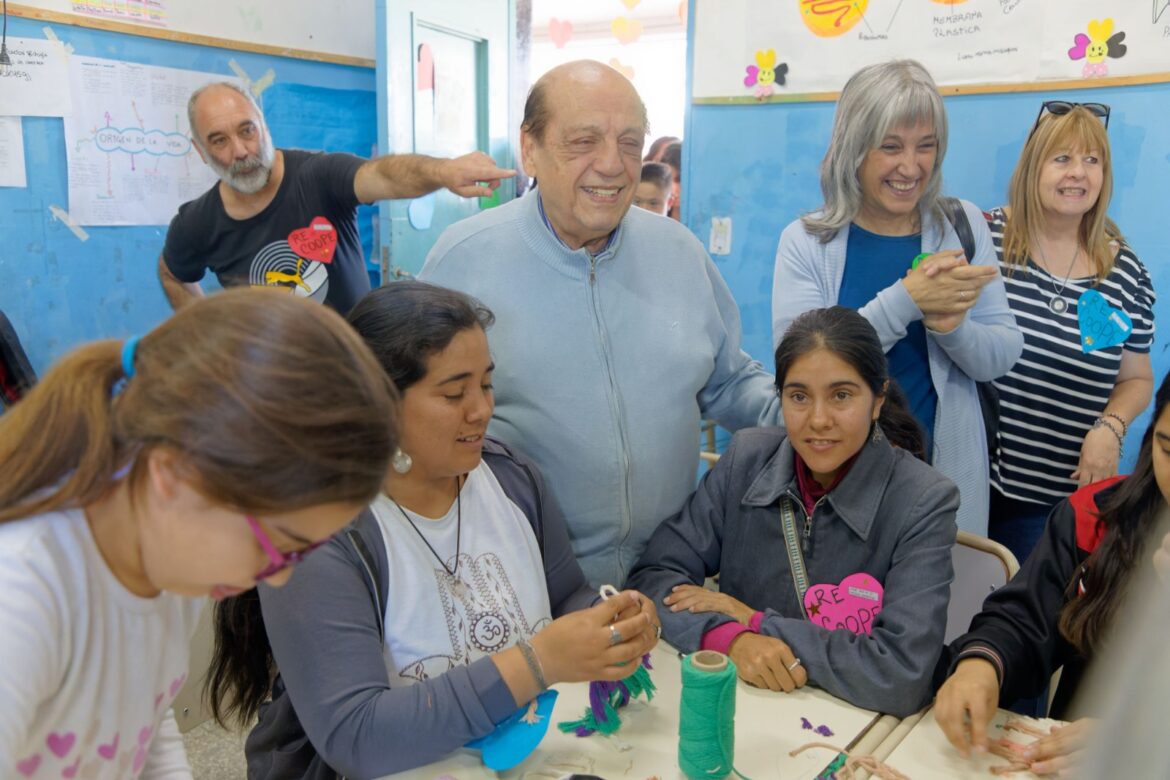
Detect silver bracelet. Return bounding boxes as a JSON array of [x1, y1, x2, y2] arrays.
[[516, 638, 548, 691], [1093, 416, 1125, 450], [1104, 412, 1129, 437]]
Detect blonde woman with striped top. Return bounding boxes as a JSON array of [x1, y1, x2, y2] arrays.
[[986, 101, 1154, 564]]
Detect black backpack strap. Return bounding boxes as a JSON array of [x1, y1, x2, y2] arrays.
[[938, 196, 976, 262]]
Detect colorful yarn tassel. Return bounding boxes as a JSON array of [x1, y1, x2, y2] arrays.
[[557, 654, 656, 736]]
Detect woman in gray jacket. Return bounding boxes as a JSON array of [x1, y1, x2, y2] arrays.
[[209, 282, 660, 779], [627, 307, 958, 717]]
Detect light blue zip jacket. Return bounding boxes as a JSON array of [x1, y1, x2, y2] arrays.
[[421, 191, 781, 586], [771, 200, 1023, 534]]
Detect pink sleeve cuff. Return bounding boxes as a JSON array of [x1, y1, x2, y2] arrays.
[[700, 611, 765, 654], [748, 611, 764, 632]]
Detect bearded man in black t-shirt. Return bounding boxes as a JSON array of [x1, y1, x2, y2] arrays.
[[159, 82, 513, 315]]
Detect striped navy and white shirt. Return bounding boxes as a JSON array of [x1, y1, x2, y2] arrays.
[[986, 207, 1155, 505]]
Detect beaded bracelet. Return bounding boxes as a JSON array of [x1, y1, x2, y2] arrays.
[[1093, 416, 1125, 450], [1104, 411, 1129, 438], [516, 638, 548, 691]]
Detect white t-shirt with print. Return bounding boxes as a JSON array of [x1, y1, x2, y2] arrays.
[[375, 462, 552, 684], [0, 508, 204, 779]]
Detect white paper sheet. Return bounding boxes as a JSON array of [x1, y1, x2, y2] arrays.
[[0, 117, 27, 188], [0, 38, 73, 117], [63, 56, 235, 226], [72, 0, 168, 28]]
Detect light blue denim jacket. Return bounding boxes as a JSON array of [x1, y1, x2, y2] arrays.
[[771, 200, 1023, 534], [627, 427, 958, 717]]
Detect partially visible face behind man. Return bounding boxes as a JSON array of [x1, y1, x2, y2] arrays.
[[521, 62, 646, 253], [192, 84, 277, 195], [633, 181, 670, 216]]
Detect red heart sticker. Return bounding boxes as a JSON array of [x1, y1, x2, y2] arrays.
[[288, 217, 337, 264], [803, 572, 884, 636]]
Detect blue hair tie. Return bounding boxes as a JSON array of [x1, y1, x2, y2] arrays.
[[112, 336, 140, 397], [121, 336, 140, 378]]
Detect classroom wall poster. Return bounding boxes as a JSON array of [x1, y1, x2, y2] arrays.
[[0, 38, 73, 117], [63, 57, 237, 225], [693, 0, 1170, 99], [71, 0, 168, 28], [0, 117, 28, 188]]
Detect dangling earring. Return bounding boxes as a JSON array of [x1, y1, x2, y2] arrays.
[[871, 423, 884, 443], [392, 448, 413, 474]]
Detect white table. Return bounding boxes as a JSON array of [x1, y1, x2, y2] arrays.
[[380, 645, 884, 779], [874, 706, 1066, 779]]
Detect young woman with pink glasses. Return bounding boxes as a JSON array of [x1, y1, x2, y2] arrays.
[[0, 289, 398, 779]]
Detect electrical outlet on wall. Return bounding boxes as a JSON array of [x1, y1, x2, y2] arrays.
[[709, 216, 732, 256]]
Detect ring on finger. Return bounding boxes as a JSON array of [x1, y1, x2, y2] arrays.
[[787, 658, 802, 672], [609, 625, 623, 646]]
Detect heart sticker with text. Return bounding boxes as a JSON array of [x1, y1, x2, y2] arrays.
[[288, 217, 337, 264], [804, 572, 884, 636], [1078, 288, 1132, 353]]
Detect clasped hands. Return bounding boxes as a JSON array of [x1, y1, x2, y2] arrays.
[[901, 249, 999, 334], [665, 584, 808, 693]]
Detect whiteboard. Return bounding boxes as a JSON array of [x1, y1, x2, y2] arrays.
[[13, 0, 376, 61], [693, 0, 1170, 99]]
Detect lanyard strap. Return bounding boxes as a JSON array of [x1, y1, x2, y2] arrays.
[[779, 496, 810, 619]]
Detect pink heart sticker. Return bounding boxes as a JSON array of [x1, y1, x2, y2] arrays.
[[17, 755, 41, 777], [169, 674, 187, 699], [97, 734, 119, 760], [47, 731, 76, 758], [287, 217, 337, 264], [1068, 32, 1090, 60], [63, 756, 82, 778], [549, 18, 573, 49], [804, 572, 884, 635]]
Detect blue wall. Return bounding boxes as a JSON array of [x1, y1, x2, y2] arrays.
[[683, 83, 1170, 468], [0, 17, 375, 376]]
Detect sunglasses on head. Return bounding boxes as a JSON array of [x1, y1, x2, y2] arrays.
[[1027, 100, 1110, 141]]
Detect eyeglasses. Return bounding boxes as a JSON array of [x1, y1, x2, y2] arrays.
[[1027, 100, 1110, 141], [247, 515, 330, 580]]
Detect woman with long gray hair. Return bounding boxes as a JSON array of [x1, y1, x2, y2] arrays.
[[771, 59, 1022, 534]]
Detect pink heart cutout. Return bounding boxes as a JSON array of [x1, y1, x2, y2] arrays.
[[137, 726, 153, 747], [63, 756, 82, 778], [287, 217, 337, 264], [132, 747, 147, 776], [47, 731, 76, 758], [169, 674, 187, 698], [804, 572, 884, 635], [549, 18, 573, 49], [1068, 32, 1089, 60], [97, 734, 119, 760], [744, 64, 759, 86], [17, 755, 41, 777]]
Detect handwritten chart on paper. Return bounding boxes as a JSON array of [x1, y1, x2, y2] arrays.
[[72, 0, 168, 27], [63, 57, 226, 225], [0, 117, 28, 188], [693, 0, 1170, 99], [0, 38, 72, 117]]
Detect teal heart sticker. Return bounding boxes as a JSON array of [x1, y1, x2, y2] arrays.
[[1077, 288, 1132, 353], [465, 689, 558, 771]]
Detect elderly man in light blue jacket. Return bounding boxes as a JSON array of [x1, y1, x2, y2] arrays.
[[421, 60, 780, 587]]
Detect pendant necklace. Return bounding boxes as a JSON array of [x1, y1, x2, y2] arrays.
[[1033, 240, 1080, 315], [392, 475, 467, 597]]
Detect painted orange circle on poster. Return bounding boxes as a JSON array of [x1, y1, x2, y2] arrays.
[[799, 0, 869, 37]]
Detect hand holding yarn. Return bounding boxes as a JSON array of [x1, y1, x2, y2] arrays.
[[934, 656, 1001, 757], [530, 592, 656, 685], [664, 584, 755, 625], [726, 632, 807, 692], [1022, 717, 1096, 776]]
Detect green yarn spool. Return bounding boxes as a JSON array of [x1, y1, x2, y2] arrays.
[[678, 651, 742, 780]]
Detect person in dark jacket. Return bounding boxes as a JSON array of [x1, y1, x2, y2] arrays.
[[627, 306, 958, 717], [934, 369, 1170, 776], [208, 281, 660, 779]]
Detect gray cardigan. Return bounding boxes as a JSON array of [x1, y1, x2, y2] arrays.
[[626, 427, 958, 717], [771, 200, 1023, 534], [247, 439, 596, 779]]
